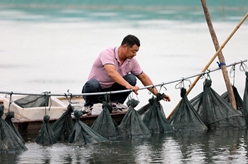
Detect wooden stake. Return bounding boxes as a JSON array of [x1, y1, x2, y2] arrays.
[[167, 12, 248, 120], [201, 0, 236, 109]]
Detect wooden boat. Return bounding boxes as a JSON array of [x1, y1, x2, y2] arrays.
[[0, 95, 128, 141]]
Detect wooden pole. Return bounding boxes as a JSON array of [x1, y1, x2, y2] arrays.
[[167, 12, 248, 120], [201, 0, 236, 109]]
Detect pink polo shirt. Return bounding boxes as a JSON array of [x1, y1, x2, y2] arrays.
[[88, 46, 143, 89]]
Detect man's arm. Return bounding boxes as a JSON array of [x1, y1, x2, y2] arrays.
[[104, 64, 139, 94], [137, 72, 171, 101], [136, 72, 158, 95]]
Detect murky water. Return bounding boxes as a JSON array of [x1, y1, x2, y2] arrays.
[[1, 131, 248, 164], [0, 1, 248, 163]]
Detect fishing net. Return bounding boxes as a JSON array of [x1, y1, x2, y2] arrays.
[[190, 79, 246, 130], [5, 111, 25, 143], [137, 102, 150, 116], [242, 72, 248, 125], [14, 93, 50, 108], [140, 93, 174, 134], [168, 88, 208, 132], [221, 85, 243, 111], [68, 110, 108, 145], [35, 115, 57, 145], [91, 101, 118, 140], [0, 105, 27, 153], [117, 99, 151, 138], [51, 104, 74, 142]]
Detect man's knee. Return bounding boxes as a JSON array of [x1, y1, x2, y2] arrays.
[[123, 74, 137, 86], [82, 79, 101, 93]]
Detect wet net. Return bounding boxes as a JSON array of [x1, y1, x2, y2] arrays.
[[140, 93, 174, 134], [190, 79, 246, 130], [117, 99, 151, 138], [0, 105, 27, 153], [51, 104, 74, 142], [221, 85, 243, 111], [91, 101, 118, 140], [68, 110, 108, 145], [168, 88, 208, 132], [14, 93, 50, 108], [242, 72, 248, 125], [35, 115, 57, 145], [5, 111, 25, 143]]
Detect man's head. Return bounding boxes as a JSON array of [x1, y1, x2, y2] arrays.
[[121, 34, 140, 47], [120, 34, 140, 59]]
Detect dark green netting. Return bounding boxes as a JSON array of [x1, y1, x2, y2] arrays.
[[91, 101, 118, 140], [242, 72, 248, 125], [168, 88, 208, 132], [137, 102, 150, 115], [190, 79, 246, 130], [68, 110, 108, 145], [14, 93, 50, 108], [0, 105, 27, 153], [221, 85, 243, 111], [35, 115, 57, 145], [117, 99, 151, 138], [51, 104, 74, 142], [5, 111, 25, 143], [141, 93, 174, 134]]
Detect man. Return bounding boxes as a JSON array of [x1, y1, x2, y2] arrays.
[[82, 34, 170, 115]]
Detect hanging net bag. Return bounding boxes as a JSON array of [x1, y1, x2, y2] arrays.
[[242, 72, 248, 125], [117, 99, 151, 138], [91, 101, 118, 140], [190, 79, 246, 130], [51, 104, 74, 142], [168, 88, 208, 132], [142, 93, 174, 134], [68, 110, 108, 145], [14, 93, 50, 108], [5, 111, 25, 143], [0, 105, 27, 153], [221, 85, 243, 111], [35, 115, 57, 145]]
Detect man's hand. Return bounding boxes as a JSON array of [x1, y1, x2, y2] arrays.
[[163, 95, 171, 102], [126, 85, 140, 95]]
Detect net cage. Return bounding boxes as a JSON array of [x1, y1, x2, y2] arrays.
[[190, 79, 246, 130], [168, 88, 208, 133]]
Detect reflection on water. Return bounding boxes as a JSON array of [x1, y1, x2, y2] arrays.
[[1, 130, 248, 163]]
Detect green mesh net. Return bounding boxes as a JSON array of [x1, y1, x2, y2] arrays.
[[242, 72, 248, 125], [137, 102, 151, 116], [140, 93, 174, 134], [190, 79, 246, 130], [168, 88, 208, 132], [0, 105, 27, 153], [91, 101, 118, 140], [5, 111, 25, 143], [14, 93, 50, 108], [35, 115, 57, 145], [117, 99, 151, 138], [221, 85, 243, 111], [51, 104, 74, 142], [68, 110, 108, 145]]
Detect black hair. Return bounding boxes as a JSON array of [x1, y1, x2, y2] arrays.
[[121, 34, 140, 47]]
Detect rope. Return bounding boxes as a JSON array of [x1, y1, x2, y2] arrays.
[[0, 59, 246, 97]]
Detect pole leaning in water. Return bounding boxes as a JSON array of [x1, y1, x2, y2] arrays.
[[201, 0, 236, 109], [167, 12, 248, 120]]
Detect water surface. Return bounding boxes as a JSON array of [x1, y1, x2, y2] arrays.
[[0, 1, 248, 163]]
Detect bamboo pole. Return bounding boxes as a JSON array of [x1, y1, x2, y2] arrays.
[[201, 0, 236, 109], [167, 12, 248, 120]]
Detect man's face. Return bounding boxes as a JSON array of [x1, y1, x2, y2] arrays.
[[124, 44, 139, 59]]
